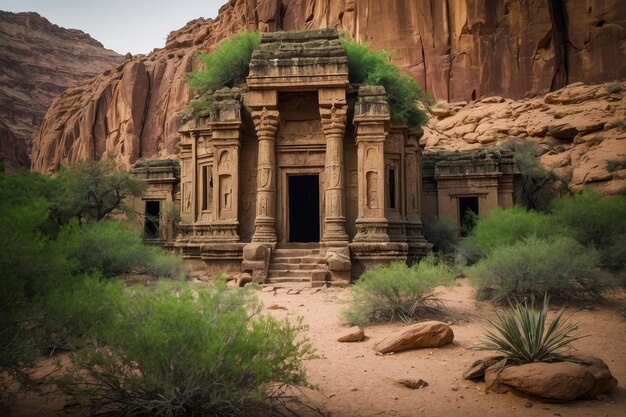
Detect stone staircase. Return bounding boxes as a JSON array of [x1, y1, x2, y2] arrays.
[[266, 243, 328, 287]]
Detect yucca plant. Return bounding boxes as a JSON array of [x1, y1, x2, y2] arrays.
[[474, 296, 585, 369]]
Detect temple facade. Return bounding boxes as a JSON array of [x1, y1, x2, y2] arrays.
[[132, 29, 520, 286], [171, 29, 432, 285]]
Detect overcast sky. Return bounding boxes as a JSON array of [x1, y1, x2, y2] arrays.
[[0, 0, 224, 54]]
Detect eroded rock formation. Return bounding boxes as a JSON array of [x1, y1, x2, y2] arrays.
[[30, 0, 625, 174], [0, 11, 122, 170], [423, 81, 626, 193]]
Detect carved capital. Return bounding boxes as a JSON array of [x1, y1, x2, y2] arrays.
[[320, 102, 347, 138], [251, 107, 280, 140]]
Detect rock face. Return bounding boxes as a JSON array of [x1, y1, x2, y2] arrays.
[[374, 321, 454, 354], [424, 82, 626, 194], [0, 11, 122, 170], [484, 356, 618, 401], [30, 0, 625, 173]]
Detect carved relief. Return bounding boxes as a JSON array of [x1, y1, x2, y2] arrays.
[[219, 174, 232, 211], [218, 150, 232, 172], [366, 171, 378, 208]]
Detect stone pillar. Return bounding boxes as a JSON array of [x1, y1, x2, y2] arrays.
[[353, 85, 390, 242], [249, 90, 279, 243], [319, 88, 349, 244], [405, 129, 430, 257], [209, 88, 242, 242]]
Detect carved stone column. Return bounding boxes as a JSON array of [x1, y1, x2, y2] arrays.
[[250, 91, 280, 242], [353, 85, 390, 242], [405, 129, 430, 257], [319, 88, 349, 244], [209, 88, 242, 242]]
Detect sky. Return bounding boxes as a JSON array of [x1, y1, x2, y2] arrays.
[[0, 0, 224, 54]]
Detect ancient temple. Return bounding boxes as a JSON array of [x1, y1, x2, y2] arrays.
[[172, 28, 431, 285]]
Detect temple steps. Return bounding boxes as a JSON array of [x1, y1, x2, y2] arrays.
[[266, 244, 327, 287]]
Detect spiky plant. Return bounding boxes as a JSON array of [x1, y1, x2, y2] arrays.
[[474, 297, 585, 368]]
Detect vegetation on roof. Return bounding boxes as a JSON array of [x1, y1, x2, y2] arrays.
[[341, 38, 428, 127]]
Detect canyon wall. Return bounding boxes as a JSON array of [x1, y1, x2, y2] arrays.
[[30, 0, 625, 173], [0, 11, 123, 170]]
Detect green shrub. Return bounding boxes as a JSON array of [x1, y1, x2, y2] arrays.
[[188, 31, 260, 95], [341, 39, 428, 127], [551, 189, 626, 270], [73, 220, 182, 278], [341, 257, 455, 326], [423, 216, 457, 253], [469, 236, 612, 302], [55, 280, 315, 417], [460, 206, 556, 262], [474, 297, 584, 368]]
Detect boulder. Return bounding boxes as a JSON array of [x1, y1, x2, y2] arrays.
[[374, 321, 454, 354], [337, 326, 365, 342], [484, 356, 618, 401]]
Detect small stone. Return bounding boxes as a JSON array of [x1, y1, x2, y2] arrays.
[[267, 304, 287, 310], [525, 402, 533, 408], [397, 379, 429, 389], [336, 326, 365, 342], [451, 385, 460, 391], [349, 386, 358, 392]]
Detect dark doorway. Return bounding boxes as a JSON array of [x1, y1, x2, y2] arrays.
[[459, 197, 478, 237], [288, 175, 320, 242], [145, 201, 160, 239]]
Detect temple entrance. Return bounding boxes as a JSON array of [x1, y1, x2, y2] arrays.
[[459, 196, 478, 237], [288, 175, 320, 242], [144, 200, 160, 239]]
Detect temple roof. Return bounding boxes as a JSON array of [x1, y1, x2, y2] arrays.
[[247, 28, 349, 90]]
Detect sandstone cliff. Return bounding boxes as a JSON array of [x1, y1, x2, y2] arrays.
[[0, 11, 123, 170], [31, 0, 625, 174]]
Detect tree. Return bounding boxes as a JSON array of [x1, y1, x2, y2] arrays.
[[53, 159, 145, 224]]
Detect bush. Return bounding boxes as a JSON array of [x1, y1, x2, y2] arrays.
[[55, 280, 316, 417], [423, 216, 457, 254], [73, 220, 182, 278], [551, 188, 626, 251], [502, 140, 567, 210], [188, 31, 260, 95], [340, 39, 428, 127], [469, 236, 612, 302], [341, 257, 455, 326], [474, 297, 583, 368], [459, 206, 556, 262]]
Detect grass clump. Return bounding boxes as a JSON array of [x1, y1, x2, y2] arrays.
[[341, 257, 454, 326], [606, 157, 626, 173], [474, 297, 584, 368], [469, 236, 611, 303], [340, 39, 428, 127], [188, 31, 260, 94], [55, 280, 316, 417]]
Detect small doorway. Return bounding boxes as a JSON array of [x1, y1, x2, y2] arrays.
[[459, 196, 478, 237], [288, 175, 320, 242], [144, 200, 160, 239]]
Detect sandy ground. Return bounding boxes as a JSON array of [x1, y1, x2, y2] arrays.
[[255, 279, 626, 417], [5, 278, 626, 417]]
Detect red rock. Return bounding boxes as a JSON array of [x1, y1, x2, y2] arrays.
[[374, 321, 454, 354], [0, 11, 122, 171], [485, 357, 618, 401], [337, 326, 365, 342], [29, 1, 625, 174]]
